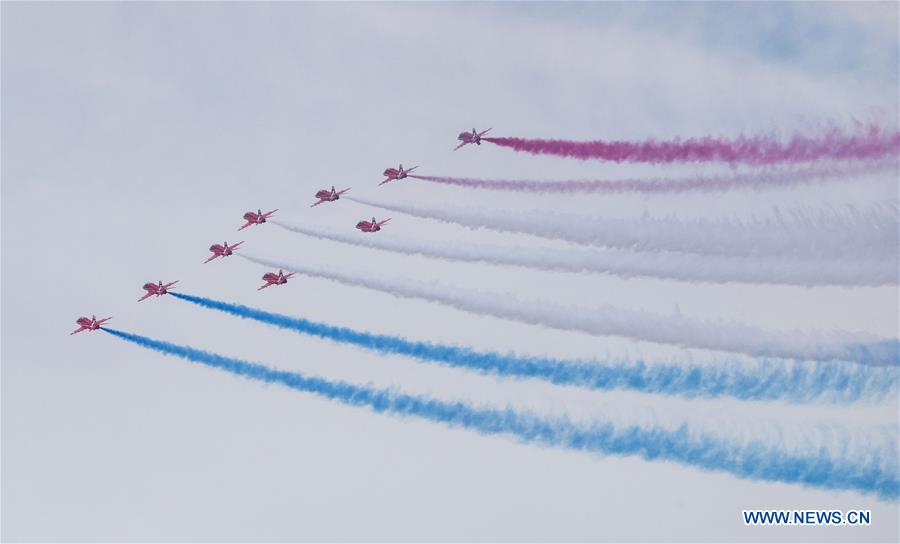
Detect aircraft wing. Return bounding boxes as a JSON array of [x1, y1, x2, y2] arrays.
[[264, 209, 278, 217], [478, 128, 493, 137], [284, 273, 296, 280], [378, 178, 393, 186], [453, 141, 468, 151], [97, 317, 112, 325], [237, 221, 253, 231], [70, 326, 88, 335], [205, 253, 221, 263], [258, 282, 274, 291], [337, 188, 351, 195], [163, 281, 179, 289], [310, 199, 326, 207], [376, 218, 392, 227], [138, 292, 154, 302], [230, 241, 245, 250]]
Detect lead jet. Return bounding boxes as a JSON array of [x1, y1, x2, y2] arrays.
[[138, 280, 179, 302], [70, 315, 112, 335], [205, 241, 244, 263], [311, 186, 351, 207], [238, 209, 278, 231], [379, 164, 418, 186], [454, 127, 492, 150], [356, 217, 391, 233], [258, 269, 295, 290]]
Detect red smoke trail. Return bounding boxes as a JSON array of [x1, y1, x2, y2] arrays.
[[410, 161, 896, 194], [482, 125, 900, 164]]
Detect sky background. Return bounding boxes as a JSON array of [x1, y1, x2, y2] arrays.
[[2, 2, 899, 542]]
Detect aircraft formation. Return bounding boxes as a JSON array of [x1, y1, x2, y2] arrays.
[[72, 128, 486, 333]]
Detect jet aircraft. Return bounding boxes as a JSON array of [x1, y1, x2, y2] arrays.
[[379, 164, 418, 186], [238, 209, 278, 230], [311, 186, 351, 207], [454, 127, 492, 150], [258, 269, 295, 290], [355, 217, 391, 233], [205, 241, 244, 263], [70, 315, 112, 335], [138, 280, 179, 302]]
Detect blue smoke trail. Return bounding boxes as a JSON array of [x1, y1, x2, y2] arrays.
[[170, 292, 897, 403], [104, 327, 899, 500]]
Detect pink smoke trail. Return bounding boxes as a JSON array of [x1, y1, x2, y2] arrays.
[[482, 125, 900, 164], [410, 161, 897, 194]]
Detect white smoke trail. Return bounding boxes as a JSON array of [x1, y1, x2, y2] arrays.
[[272, 220, 897, 287], [238, 253, 898, 366], [345, 196, 899, 260]]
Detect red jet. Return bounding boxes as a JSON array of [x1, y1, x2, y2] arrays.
[[454, 127, 492, 150], [205, 241, 244, 263], [238, 209, 278, 231], [356, 217, 391, 233], [138, 280, 179, 302], [311, 186, 351, 207], [379, 164, 418, 186], [70, 315, 112, 335], [258, 269, 296, 290]]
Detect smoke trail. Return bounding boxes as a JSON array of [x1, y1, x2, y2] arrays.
[[409, 161, 897, 194], [482, 125, 900, 164], [103, 328, 900, 500], [272, 219, 897, 287], [345, 195, 899, 260], [170, 292, 897, 403], [237, 253, 899, 366]]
